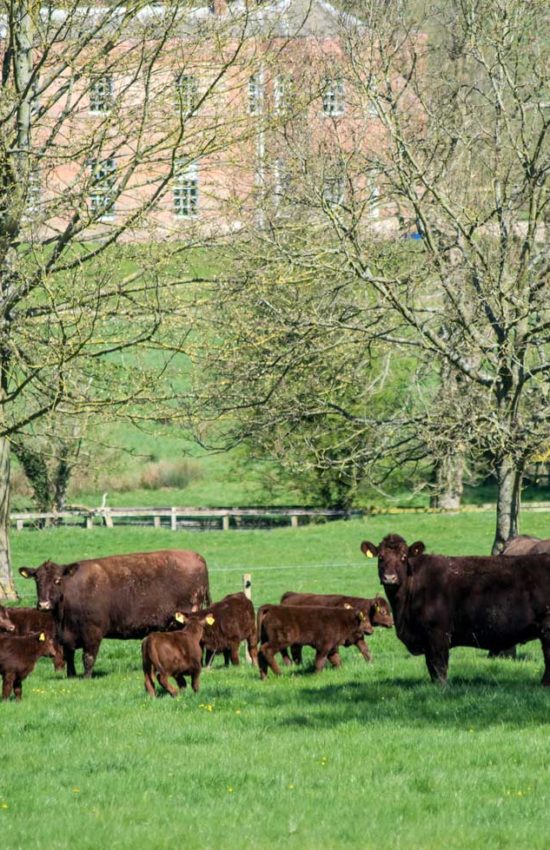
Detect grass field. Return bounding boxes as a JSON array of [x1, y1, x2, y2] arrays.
[[2, 512, 550, 850]]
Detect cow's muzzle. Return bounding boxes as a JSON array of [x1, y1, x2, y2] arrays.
[[380, 574, 400, 586], [38, 601, 52, 611]]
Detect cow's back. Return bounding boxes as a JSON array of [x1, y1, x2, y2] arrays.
[[61, 549, 210, 639]]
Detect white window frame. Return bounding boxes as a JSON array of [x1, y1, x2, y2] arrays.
[[89, 74, 113, 114], [175, 73, 198, 117], [89, 157, 116, 220], [322, 78, 345, 117], [174, 160, 199, 218], [274, 74, 292, 114], [248, 73, 263, 115], [323, 171, 345, 206]]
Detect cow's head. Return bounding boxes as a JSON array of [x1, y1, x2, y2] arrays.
[[369, 596, 394, 628], [344, 603, 374, 635], [0, 605, 15, 632], [173, 611, 215, 631], [361, 535, 425, 587], [19, 560, 80, 611]]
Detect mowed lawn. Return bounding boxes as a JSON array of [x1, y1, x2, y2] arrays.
[[2, 512, 550, 850]]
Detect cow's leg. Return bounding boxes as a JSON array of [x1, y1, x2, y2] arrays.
[[143, 668, 157, 697], [280, 647, 293, 666], [191, 667, 201, 693], [424, 643, 449, 685], [52, 644, 66, 672], [260, 643, 281, 676], [291, 644, 303, 665], [13, 676, 23, 702], [229, 643, 240, 666], [64, 646, 77, 679], [157, 673, 178, 697], [258, 648, 269, 680], [223, 648, 232, 667], [82, 635, 102, 679], [355, 638, 372, 663], [247, 634, 258, 666], [328, 649, 342, 668], [540, 625, 550, 686], [204, 648, 215, 667], [174, 673, 187, 691], [2, 672, 15, 700], [314, 649, 329, 673]]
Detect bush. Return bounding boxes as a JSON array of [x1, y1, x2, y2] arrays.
[[139, 459, 203, 490]]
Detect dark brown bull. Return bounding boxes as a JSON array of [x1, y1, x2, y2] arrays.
[[502, 535, 550, 555], [280, 592, 393, 664], [0, 631, 57, 700], [142, 613, 215, 697], [192, 592, 258, 667], [257, 604, 372, 679], [0, 605, 65, 671], [361, 534, 550, 685], [19, 549, 210, 678]]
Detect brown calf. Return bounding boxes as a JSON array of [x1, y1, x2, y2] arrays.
[[141, 613, 215, 697], [0, 606, 15, 633], [0, 605, 65, 671], [280, 592, 393, 664], [0, 632, 57, 701], [257, 604, 372, 679], [197, 592, 258, 667]]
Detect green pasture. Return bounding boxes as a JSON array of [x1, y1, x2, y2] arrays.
[[2, 511, 550, 850]]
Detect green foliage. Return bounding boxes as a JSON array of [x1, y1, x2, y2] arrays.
[[4, 514, 550, 849]]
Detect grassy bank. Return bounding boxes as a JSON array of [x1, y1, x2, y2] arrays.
[[3, 513, 550, 850]]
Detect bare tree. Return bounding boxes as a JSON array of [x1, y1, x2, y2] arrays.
[[0, 0, 269, 598], [191, 0, 549, 552]]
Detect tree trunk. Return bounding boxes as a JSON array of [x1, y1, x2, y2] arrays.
[[431, 452, 464, 510], [0, 436, 17, 600], [492, 456, 523, 555]]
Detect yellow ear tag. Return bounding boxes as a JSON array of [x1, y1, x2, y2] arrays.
[[358, 612, 366, 622], [39, 632, 46, 642], [205, 615, 215, 626], [174, 612, 186, 624], [344, 603, 353, 609], [366, 550, 374, 558]]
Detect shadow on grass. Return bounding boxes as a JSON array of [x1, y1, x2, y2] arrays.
[[277, 669, 550, 730]]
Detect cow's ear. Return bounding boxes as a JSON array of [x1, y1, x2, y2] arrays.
[[361, 541, 378, 559], [63, 563, 80, 577], [19, 567, 36, 579], [409, 541, 425, 557]]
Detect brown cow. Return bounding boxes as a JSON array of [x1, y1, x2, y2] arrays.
[[361, 534, 550, 685], [0, 631, 57, 700], [187, 592, 258, 667], [0, 605, 65, 671], [502, 535, 550, 556], [142, 613, 215, 697], [19, 549, 210, 678], [280, 592, 393, 664], [257, 604, 372, 679]]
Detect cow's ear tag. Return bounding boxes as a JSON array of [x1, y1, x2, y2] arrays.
[[365, 550, 374, 558], [358, 611, 366, 622], [344, 603, 353, 609], [174, 612, 186, 624], [205, 615, 215, 626], [39, 632, 46, 642]]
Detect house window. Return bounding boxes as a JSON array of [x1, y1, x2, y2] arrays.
[[175, 74, 198, 117], [248, 74, 263, 115], [322, 78, 345, 116], [174, 161, 199, 218], [274, 74, 293, 113], [89, 75, 113, 113], [273, 159, 292, 202], [323, 172, 345, 205], [89, 157, 116, 219]]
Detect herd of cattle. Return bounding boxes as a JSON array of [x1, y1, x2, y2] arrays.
[[1, 532, 550, 700]]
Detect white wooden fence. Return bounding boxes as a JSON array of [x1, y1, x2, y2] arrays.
[[10, 506, 363, 532]]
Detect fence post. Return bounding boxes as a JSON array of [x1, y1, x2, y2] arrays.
[[222, 513, 230, 531], [154, 516, 161, 529], [243, 573, 252, 663], [290, 514, 298, 528], [16, 519, 24, 532], [85, 516, 93, 529], [103, 510, 113, 528], [171, 507, 177, 531]]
